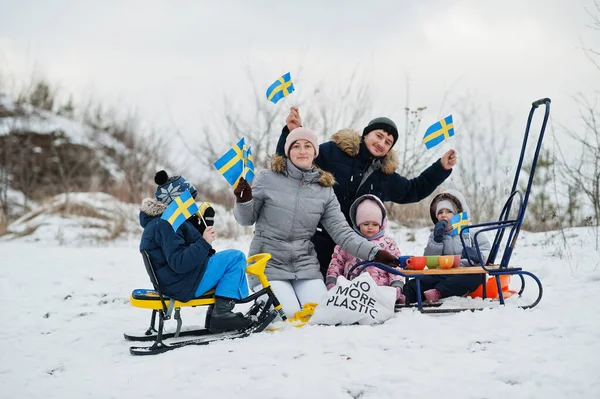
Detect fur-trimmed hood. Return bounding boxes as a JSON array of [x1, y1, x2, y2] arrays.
[[139, 197, 167, 227], [331, 128, 399, 175], [429, 189, 470, 224], [271, 154, 335, 187]]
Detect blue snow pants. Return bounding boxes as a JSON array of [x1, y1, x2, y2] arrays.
[[194, 249, 249, 300]]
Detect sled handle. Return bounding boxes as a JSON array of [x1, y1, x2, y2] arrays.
[[246, 253, 272, 287], [532, 98, 551, 108]]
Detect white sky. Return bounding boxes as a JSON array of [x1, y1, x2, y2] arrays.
[[1, 0, 599, 165]]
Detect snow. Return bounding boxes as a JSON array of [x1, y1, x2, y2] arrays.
[[1, 192, 252, 246], [1, 209, 599, 398], [1, 192, 140, 245]]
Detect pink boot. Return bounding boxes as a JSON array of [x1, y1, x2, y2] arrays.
[[396, 287, 406, 305], [424, 289, 442, 303], [396, 293, 406, 305]]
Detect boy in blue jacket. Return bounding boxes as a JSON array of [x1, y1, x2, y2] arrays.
[[139, 170, 252, 333]]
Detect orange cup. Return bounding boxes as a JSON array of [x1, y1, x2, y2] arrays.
[[406, 256, 427, 270], [438, 255, 454, 269]]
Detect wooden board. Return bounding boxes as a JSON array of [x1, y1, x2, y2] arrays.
[[400, 266, 503, 275]]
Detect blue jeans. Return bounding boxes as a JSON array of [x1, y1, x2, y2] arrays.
[[194, 249, 249, 300]]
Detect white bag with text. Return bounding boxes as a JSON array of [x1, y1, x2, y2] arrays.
[[309, 273, 396, 325]]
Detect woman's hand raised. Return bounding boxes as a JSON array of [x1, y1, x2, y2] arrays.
[[286, 106, 302, 131]]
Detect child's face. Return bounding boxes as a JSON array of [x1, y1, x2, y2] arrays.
[[437, 208, 455, 225], [359, 221, 381, 238]]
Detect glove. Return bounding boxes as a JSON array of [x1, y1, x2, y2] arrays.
[[373, 250, 400, 267], [433, 220, 447, 243], [326, 283, 335, 291], [233, 178, 253, 203], [462, 246, 480, 264], [188, 214, 206, 235]]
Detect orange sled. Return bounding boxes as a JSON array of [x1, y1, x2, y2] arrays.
[[468, 275, 516, 299]]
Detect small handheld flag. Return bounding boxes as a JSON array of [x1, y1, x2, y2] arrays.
[[449, 212, 469, 236], [160, 189, 199, 231], [243, 145, 255, 182], [214, 138, 255, 187], [423, 115, 454, 149], [266, 72, 295, 104]]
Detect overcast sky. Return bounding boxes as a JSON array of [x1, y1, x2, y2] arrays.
[[1, 0, 599, 170]]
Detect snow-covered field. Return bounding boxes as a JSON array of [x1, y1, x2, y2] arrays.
[[1, 223, 599, 399]]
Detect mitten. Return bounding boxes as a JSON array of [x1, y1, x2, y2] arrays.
[[373, 250, 400, 267], [462, 246, 480, 264], [233, 178, 253, 203], [188, 214, 205, 235], [433, 220, 447, 243]]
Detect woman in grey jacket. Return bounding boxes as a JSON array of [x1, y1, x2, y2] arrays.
[[233, 127, 400, 317]]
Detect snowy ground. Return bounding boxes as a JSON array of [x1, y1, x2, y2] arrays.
[[1, 224, 600, 399]]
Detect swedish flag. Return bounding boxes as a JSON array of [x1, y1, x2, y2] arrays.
[[266, 72, 295, 104], [214, 138, 255, 187], [449, 212, 469, 236], [160, 189, 199, 231], [244, 145, 255, 183], [423, 115, 454, 149]]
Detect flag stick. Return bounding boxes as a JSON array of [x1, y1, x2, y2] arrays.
[[197, 208, 207, 227], [283, 96, 291, 113], [194, 201, 208, 229]]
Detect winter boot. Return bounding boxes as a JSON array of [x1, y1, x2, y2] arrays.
[[209, 296, 253, 333], [396, 286, 406, 305], [396, 293, 406, 305], [204, 304, 214, 330]]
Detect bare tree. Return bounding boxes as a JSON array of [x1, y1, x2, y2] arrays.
[[82, 105, 173, 203], [555, 2, 600, 247], [557, 95, 600, 227], [583, 0, 600, 72], [118, 130, 171, 204], [192, 66, 373, 173], [452, 101, 515, 224], [521, 149, 562, 231], [28, 81, 55, 111], [300, 67, 372, 144]]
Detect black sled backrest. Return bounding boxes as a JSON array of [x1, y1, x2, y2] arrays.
[[141, 250, 170, 314]]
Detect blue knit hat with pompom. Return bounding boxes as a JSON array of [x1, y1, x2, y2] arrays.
[[154, 170, 197, 205]]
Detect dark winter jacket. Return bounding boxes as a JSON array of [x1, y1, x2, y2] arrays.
[[139, 198, 214, 302], [276, 126, 452, 223]]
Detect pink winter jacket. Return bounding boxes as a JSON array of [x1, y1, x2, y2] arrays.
[[325, 195, 404, 301]]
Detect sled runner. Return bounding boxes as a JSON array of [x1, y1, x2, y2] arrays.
[[126, 252, 286, 355], [348, 98, 551, 314]]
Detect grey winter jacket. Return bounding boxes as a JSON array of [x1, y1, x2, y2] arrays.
[[234, 156, 378, 282], [424, 189, 491, 266]]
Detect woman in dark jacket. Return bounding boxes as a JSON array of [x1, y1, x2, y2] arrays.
[[276, 107, 456, 276]]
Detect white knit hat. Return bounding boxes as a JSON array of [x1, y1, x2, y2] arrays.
[[436, 199, 456, 215]]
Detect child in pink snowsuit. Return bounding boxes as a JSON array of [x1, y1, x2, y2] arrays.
[[326, 194, 405, 303]]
